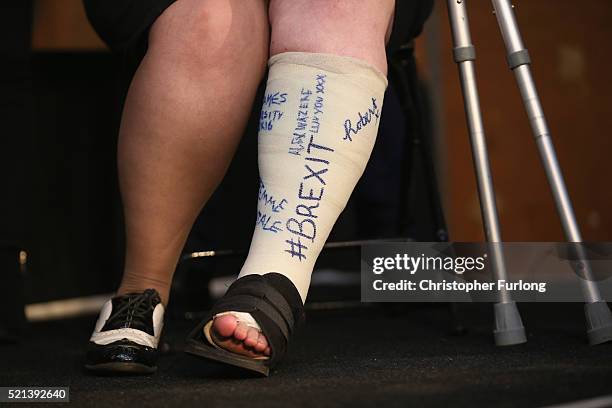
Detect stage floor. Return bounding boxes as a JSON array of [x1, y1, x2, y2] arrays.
[[1, 303, 611, 407]]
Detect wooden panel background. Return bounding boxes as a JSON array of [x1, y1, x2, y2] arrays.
[[420, 0, 612, 242]]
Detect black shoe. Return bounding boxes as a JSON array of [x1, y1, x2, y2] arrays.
[[85, 289, 164, 375]]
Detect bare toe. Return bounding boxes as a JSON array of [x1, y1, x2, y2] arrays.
[[212, 314, 238, 338], [244, 327, 259, 348], [260, 334, 268, 348], [254, 333, 267, 353], [233, 322, 248, 341]]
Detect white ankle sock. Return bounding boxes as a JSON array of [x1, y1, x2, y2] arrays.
[[236, 52, 388, 303]]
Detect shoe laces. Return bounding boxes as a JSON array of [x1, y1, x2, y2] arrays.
[[106, 289, 160, 328]]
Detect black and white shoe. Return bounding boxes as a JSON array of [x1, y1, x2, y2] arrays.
[[85, 289, 164, 374]]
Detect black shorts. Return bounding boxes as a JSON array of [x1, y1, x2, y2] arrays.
[[83, 0, 433, 65]]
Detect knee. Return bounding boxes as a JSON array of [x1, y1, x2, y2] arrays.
[[269, 0, 393, 73], [148, 0, 269, 76]]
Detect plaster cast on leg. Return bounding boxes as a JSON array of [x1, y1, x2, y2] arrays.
[[241, 52, 387, 300]]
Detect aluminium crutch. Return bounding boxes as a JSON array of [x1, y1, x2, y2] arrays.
[[447, 0, 526, 346]]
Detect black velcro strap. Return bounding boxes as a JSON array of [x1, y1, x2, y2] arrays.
[[263, 273, 305, 326]]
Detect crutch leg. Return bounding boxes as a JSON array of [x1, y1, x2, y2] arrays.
[[446, 0, 526, 346]]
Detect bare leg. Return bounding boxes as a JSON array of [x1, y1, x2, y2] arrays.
[[116, 0, 269, 305], [269, 0, 394, 74], [212, 0, 395, 358]]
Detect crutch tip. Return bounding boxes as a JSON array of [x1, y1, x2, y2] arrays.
[[585, 302, 612, 345], [493, 301, 527, 346]]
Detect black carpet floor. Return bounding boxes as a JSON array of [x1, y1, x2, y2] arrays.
[[1, 303, 611, 408]]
